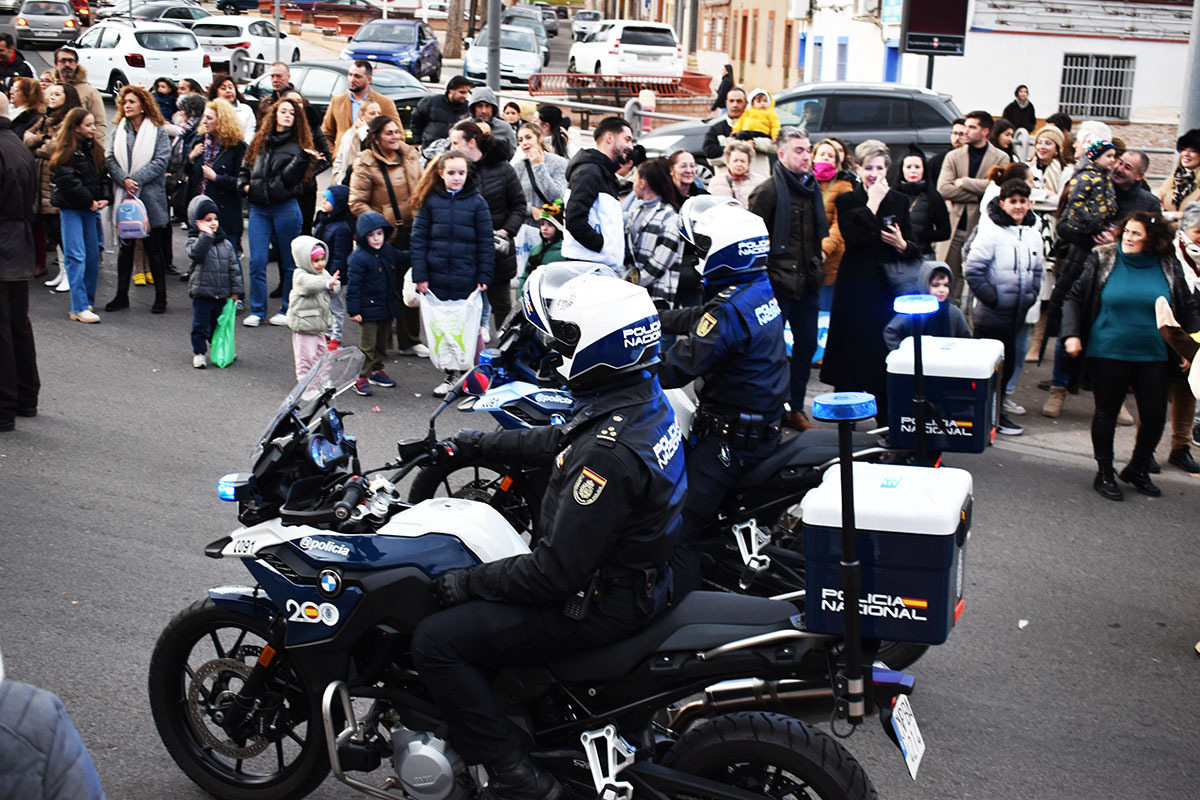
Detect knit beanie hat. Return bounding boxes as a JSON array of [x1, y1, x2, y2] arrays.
[[188, 194, 220, 224], [1034, 125, 1065, 153], [1086, 139, 1115, 161]]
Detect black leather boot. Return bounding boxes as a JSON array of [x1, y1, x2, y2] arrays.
[[105, 258, 132, 311], [483, 755, 562, 800], [1093, 463, 1123, 501], [1119, 463, 1162, 497], [1168, 447, 1200, 474]]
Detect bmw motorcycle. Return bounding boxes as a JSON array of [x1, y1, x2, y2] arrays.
[[148, 348, 926, 800]]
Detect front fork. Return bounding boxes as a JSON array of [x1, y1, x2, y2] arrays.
[[219, 615, 289, 742]]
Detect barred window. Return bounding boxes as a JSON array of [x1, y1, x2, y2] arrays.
[[1059, 54, 1135, 121]]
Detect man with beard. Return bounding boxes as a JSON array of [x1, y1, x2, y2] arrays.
[[52, 48, 105, 145], [561, 116, 634, 270]]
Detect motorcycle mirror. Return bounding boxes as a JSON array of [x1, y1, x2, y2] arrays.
[[460, 365, 494, 397]]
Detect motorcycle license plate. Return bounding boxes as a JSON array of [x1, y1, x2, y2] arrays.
[[890, 694, 925, 779]]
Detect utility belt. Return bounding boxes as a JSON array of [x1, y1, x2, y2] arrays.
[[565, 564, 672, 620], [693, 408, 781, 449]]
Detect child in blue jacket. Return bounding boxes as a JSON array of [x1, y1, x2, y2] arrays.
[[410, 150, 494, 396], [314, 184, 353, 349], [346, 211, 405, 397]]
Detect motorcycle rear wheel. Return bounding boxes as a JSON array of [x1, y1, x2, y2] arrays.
[[148, 598, 330, 800], [409, 458, 542, 538], [662, 711, 878, 800]]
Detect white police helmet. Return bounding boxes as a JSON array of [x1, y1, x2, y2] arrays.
[[521, 262, 660, 388], [679, 195, 771, 281]]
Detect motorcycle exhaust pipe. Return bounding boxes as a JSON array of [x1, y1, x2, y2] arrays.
[[666, 678, 835, 732]]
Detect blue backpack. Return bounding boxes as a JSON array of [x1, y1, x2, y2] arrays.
[[116, 197, 150, 239]]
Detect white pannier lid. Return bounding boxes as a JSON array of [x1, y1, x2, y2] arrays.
[[886, 336, 1005, 380], [800, 463, 973, 536]]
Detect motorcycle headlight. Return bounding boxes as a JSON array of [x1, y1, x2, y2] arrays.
[[308, 436, 344, 471]]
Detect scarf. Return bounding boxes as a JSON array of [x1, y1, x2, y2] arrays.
[[770, 161, 829, 256], [1175, 232, 1200, 294], [200, 133, 221, 194], [1171, 161, 1196, 210], [1014, 98, 1030, 109], [896, 179, 927, 196]]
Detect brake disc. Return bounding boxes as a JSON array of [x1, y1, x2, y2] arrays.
[[186, 658, 271, 759]]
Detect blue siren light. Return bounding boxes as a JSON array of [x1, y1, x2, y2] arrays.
[[217, 472, 254, 502], [812, 392, 878, 423], [893, 293, 940, 316]]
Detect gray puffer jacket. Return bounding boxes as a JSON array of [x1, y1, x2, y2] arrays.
[[964, 199, 1044, 330], [287, 234, 340, 334], [105, 120, 171, 229], [186, 195, 244, 300]]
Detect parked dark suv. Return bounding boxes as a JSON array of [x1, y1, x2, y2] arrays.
[[639, 82, 961, 163]]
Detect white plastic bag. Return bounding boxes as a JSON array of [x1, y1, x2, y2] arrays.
[[514, 222, 542, 274], [418, 289, 483, 371]]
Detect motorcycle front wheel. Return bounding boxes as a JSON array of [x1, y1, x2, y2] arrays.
[[662, 711, 877, 800], [148, 598, 330, 800], [409, 458, 542, 539]]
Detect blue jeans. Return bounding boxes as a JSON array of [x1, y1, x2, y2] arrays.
[[1006, 323, 1031, 395], [777, 291, 820, 411], [248, 199, 301, 316], [59, 208, 100, 314], [191, 296, 225, 354], [1051, 337, 1071, 388]]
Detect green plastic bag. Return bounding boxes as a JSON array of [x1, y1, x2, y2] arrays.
[[211, 298, 237, 369]]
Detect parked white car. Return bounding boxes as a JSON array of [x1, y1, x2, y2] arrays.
[[463, 24, 540, 89], [567, 20, 682, 77], [571, 9, 601, 41], [72, 18, 213, 95], [191, 16, 300, 76]]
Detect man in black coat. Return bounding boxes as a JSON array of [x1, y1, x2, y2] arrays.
[[0, 103, 40, 433], [702, 86, 747, 161], [0, 34, 35, 92], [561, 116, 633, 270], [1111, 150, 1162, 217], [411, 75, 471, 148]]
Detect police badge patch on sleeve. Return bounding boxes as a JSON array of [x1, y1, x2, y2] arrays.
[[572, 467, 607, 505], [696, 313, 718, 337]]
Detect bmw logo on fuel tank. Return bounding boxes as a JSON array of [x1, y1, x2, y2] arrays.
[[318, 570, 343, 598]]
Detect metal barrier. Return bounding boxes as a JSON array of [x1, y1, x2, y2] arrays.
[[528, 72, 713, 99], [338, 21, 363, 37], [313, 13, 340, 33]]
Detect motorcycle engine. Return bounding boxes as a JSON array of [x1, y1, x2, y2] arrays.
[[390, 727, 468, 800]]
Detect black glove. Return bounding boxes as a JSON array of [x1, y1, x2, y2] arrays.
[[432, 570, 472, 608], [452, 429, 486, 460]]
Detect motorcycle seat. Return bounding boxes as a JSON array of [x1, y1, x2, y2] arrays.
[[734, 429, 881, 489], [548, 592, 797, 683]]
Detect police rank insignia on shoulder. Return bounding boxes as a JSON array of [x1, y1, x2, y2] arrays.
[[572, 467, 607, 505], [696, 313, 718, 337]]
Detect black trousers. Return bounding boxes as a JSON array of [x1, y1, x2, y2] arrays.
[[973, 321, 1017, 397], [115, 226, 168, 303], [0, 281, 40, 427], [670, 433, 777, 596], [1087, 357, 1170, 468], [411, 593, 646, 765]]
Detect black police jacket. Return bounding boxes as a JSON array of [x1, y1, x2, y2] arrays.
[[462, 375, 686, 604], [658, 273, 789, 418]]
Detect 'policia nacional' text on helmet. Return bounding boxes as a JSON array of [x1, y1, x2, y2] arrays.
[[679, 195, 771, 282], [521, 262, 661, 389]]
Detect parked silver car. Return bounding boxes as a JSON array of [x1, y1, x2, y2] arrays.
[[539, 8, 558, 37], [14, 0, 81, 47]]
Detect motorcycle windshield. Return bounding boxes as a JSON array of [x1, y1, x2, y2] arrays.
[[255, 347, 365, 457]]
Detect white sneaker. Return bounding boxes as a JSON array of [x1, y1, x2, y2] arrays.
[[242, 314, 262, 327], [44, 271, 63, 287], [1003, 397, 1026, 416], [413, 343, 430, 357], [55, 272, 71, 292], [432, 381, 451, 398], [192, 353, 207, 369], [268, 312, 288, 326]]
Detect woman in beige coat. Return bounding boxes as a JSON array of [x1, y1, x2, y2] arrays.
[[348, 115, 424, 353], [1158, 129, 1200, 215]]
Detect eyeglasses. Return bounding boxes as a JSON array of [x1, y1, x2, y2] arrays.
[[56, 57, 77, 64]]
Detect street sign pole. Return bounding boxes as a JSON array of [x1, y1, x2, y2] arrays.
[[487, 0, 500, 91], [274, 0, 280, 63]]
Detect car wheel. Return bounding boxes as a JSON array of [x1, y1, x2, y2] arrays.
[[594, 61, 601, 75], [428, 59, 440, 83], [108, 71, 127, 96], [291, 48, 301, 63], [567, 57, 577, 72]]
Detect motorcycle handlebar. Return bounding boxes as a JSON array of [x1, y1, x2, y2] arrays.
[[332, 478, 367, 522]]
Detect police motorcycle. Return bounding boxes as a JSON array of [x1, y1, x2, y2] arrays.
[[408, 241, 925, 669], [146, 308, 926, 800]]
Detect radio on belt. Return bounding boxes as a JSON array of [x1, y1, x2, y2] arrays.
[[885, 336, 1005, 454], [801, 463, 972, 645]]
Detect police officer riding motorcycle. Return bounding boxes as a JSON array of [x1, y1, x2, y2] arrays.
[[660, 196, 790, 595], [413, 267, 686, 800]]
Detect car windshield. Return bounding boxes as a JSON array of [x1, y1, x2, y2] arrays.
[[22, 2, 72, 15], [621, 27, 675, 47], [577, 11, 599, 20], [131, 5, 168, 18], [504, 16, 544, 40], [135, 31, 198, 51], [192, 24, 241, 38], [358, 22, 417, 45], [476, 27, 536, 53], [370, 67, 425, 90]]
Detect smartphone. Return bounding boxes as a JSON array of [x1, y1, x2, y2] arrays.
[[881, 215, 897, 229]]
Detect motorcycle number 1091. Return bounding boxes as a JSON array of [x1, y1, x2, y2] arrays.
[[891, 694, 925, 780]]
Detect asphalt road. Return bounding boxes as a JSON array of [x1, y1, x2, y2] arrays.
[[3, 13, 1198, 800]]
